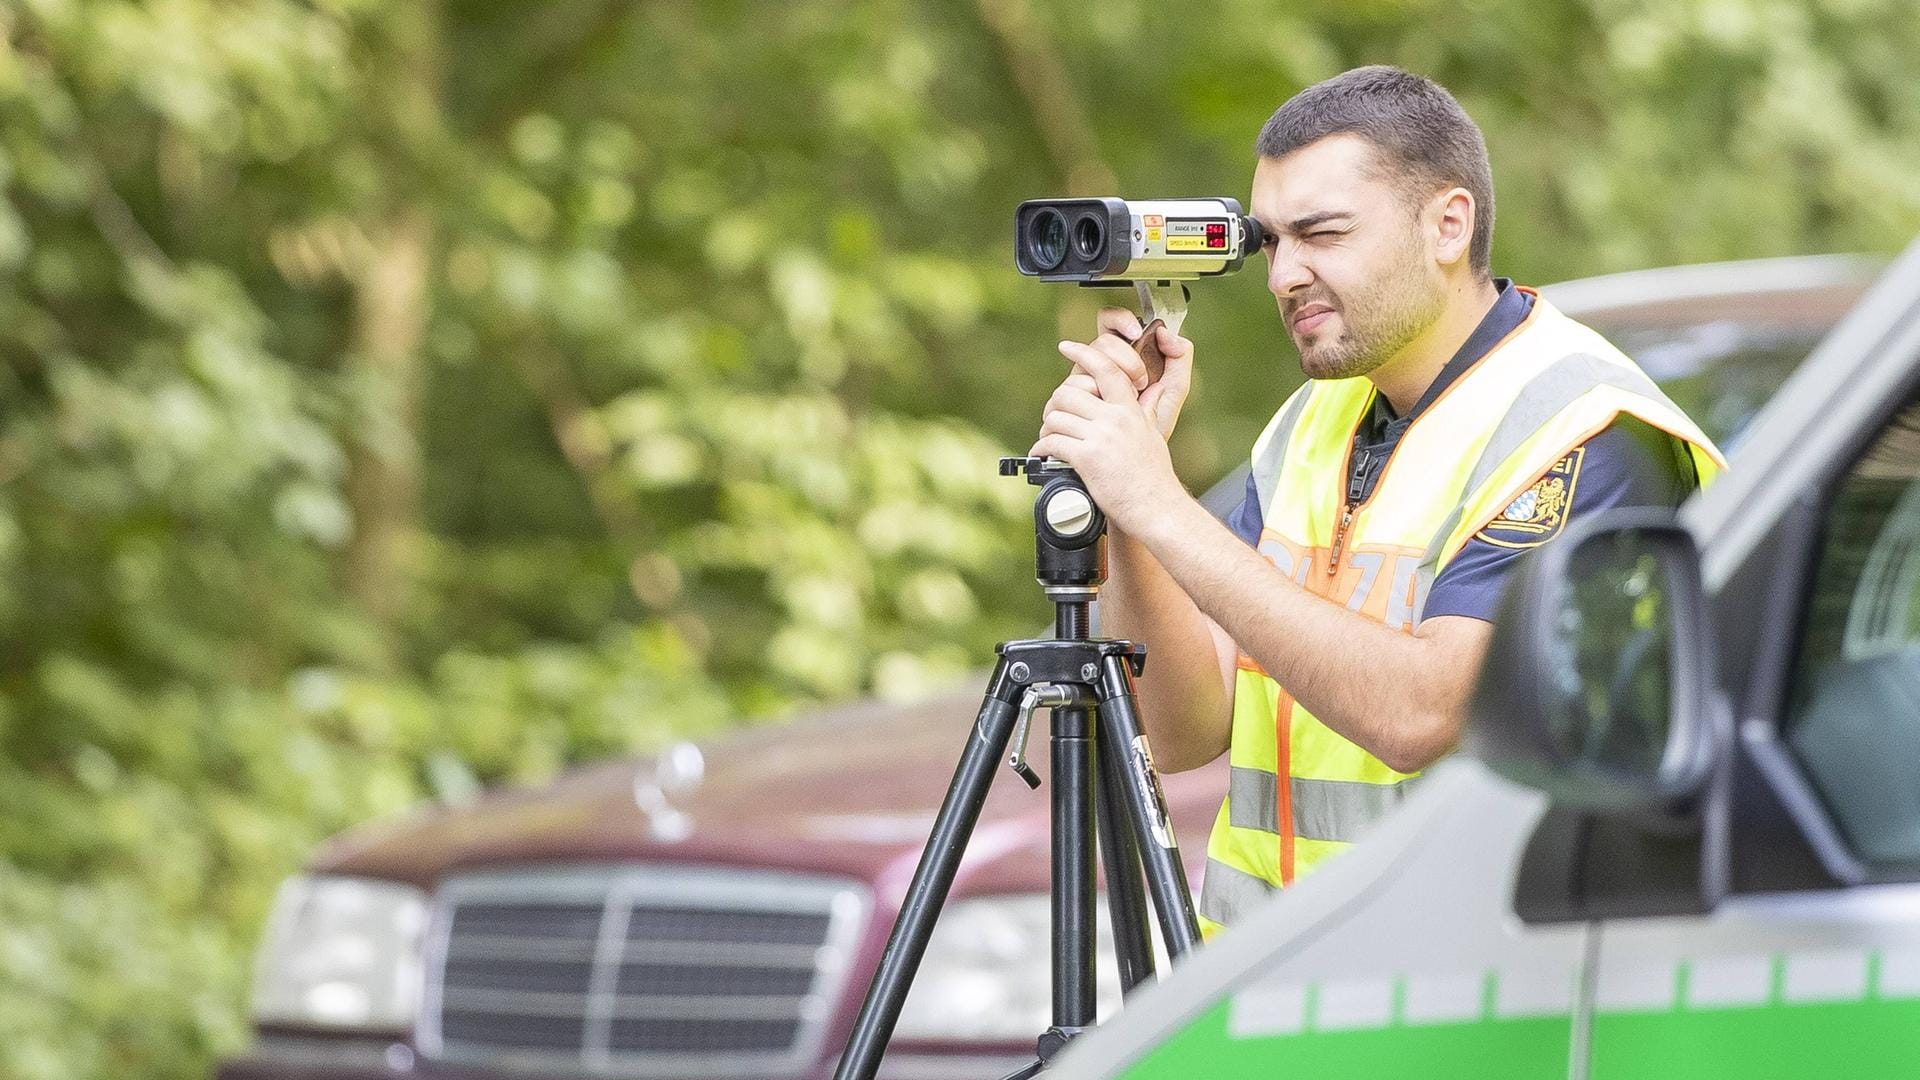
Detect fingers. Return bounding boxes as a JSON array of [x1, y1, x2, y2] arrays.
[[1139, 326, 1194, 437], [1027, 432, 1076, 462], [1068, 310, 1152, 391], [1036, 370, 1103, 456], [1034, 381, 1107, 454], [1044, 383, 1105, 420], [1155, 323, 1192, 360], [1082, 331, 1150, 391], [1037, 408, 1093, 442], [1096, 307, 1145, 343], [1058, 339, 1141, 403], [1154, 328, 1193, 395], [1139, 376, 1189, 438]]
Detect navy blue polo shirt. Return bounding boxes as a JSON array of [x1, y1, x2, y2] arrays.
[[1225, 279, 1697, 623]]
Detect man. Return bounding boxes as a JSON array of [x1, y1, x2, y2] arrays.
[[1028, 66, 1725, 934]]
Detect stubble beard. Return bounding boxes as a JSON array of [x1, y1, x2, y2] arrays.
[[1293, 254, 1447, 382]]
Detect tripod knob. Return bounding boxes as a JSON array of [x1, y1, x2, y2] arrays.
[[1043, 487, 1095, 539]]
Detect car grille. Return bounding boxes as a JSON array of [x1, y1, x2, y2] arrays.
[[419, 865, 868, 1077]]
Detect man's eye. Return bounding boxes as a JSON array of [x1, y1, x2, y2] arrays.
[[1306, 230, 1340, 240]]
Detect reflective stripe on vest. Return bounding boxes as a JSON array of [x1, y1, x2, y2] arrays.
[[1226, 766, 1420, 840], [1198, 293, 1726, 933]]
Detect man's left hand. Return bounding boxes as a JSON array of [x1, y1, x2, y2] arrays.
[[1029, 338, 1186, 534]]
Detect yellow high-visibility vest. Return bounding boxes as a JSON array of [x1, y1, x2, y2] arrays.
[[1197, 290, 1726, 935]]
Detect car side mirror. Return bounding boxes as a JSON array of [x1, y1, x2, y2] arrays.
[[1469, 508, 1720, 821]]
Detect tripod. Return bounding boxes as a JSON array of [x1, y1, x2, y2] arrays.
[[834, 457, 1203, 1080]]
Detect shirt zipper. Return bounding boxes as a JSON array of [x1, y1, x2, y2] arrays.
[[1328, 447, 1371, 575]]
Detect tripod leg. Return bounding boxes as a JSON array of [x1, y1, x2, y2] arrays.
[[1096, 653, 1203, 960], [1051, 701, 1097, 1029], [834, 661, 1025, 1080], [1095, 720, 1155, 994]]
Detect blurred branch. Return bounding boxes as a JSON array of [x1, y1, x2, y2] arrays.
[[503, 336, 676, 610], [971, 0, 1116, 193], [504, 337, 643, 541], [87, 173, 176, 275], [478, 0, 635, 140]]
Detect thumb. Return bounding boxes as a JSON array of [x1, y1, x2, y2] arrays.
[[1143, 333, 1192, 438], [1157, 324, 1193, 360], [1156, 327, 1193, 392]]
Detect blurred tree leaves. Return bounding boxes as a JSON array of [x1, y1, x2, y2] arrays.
[[1, 0, 1917, 1076]]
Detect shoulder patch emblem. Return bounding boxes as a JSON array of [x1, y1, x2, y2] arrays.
[[1475, 447, 1584, 549]]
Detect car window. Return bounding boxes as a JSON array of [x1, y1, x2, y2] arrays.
[[1600, 322, 1831, 450], [1785, 396, 1920, 867]]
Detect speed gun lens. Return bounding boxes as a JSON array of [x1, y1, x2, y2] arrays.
[[1025, 208, 1068, 272]]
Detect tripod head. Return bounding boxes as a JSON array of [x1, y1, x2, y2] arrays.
[[1000, 456, 1107, 604]]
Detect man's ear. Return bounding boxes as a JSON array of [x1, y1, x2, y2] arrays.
[[1430, 187, 1475, 269]]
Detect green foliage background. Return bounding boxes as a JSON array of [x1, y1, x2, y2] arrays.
[[0, 0, 1915, 1075]]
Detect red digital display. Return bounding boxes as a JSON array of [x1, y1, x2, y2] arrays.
[[1206, 222, 1228, 249]]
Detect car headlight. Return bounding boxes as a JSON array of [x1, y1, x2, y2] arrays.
[[892, 894, 1165, 1041], [251, 875, 427, 1030]]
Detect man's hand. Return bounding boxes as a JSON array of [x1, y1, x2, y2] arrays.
[[1041, 308, 1196, 439], [1104, 308, 1196, 438], [1029, 329, 1189, 533]]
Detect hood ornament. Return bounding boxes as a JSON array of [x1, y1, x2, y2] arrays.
[[633, 741, 704, 844]]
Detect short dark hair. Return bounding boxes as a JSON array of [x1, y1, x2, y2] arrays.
[[1255, 66, 1494, 279]]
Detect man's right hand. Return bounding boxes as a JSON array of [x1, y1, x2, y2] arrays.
[[1038, 307, 1196, 445]]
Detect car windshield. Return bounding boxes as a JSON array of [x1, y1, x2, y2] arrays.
[[1589, 319, 1834, 452], [1560, 259, 1876, 451]]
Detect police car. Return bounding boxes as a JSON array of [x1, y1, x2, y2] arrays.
[[1052, 238, 1920, 1077]]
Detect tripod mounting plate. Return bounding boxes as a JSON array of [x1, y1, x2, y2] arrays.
[[999, 455, 1072, 482], [994, 638, 1146, 690]]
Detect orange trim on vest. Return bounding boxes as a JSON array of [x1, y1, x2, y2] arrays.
[[1275, 693, 1296, 886]]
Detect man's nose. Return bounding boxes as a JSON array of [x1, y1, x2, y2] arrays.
[[1266, 243, 1312, 298]]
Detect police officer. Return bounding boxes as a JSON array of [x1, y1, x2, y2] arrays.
[[1028, 66, 1725, 934]]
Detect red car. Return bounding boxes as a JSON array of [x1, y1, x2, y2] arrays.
[[217, 255, 1872, 1080]]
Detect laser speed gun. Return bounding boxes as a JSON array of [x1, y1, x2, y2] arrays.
[[1013, 197, 1263, 379], [1014, 197, 1263, 282]]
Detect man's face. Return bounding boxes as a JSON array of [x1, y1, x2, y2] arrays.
[[1249, 134, 1446, 380]]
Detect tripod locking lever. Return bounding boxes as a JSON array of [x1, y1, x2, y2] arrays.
[[1008, 683, 1076, 789]]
